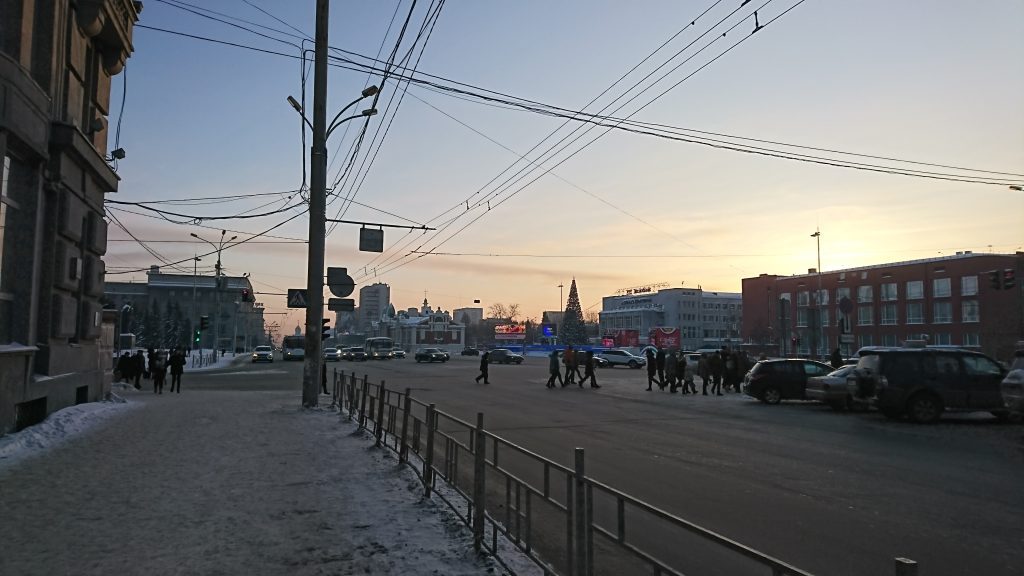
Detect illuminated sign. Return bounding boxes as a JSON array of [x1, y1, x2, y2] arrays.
[[495, 324, 526, 340]]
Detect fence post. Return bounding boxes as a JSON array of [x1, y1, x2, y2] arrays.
[[472, 412, 486, 552], [348, 373, 356, 421], [574, 447, 587, 576], [423, 403, 437, 497], [375, 380, 386, 447], [399, 388, 412, 463], [359, 376, 369, 430], [894, 558, 918, 576]]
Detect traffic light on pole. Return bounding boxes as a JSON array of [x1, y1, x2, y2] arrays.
[[194, 329, 201, 344], [989, 270, 1002, 290], [1004, 269, 1016, 290], [322, 319, 331, 341], [241, 289, 251, 302], [200, 315, 210, 330]]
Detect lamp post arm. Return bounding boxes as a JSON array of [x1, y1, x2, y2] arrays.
[[326, 96, 367, 137]]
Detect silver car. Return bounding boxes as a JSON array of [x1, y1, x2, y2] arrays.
[[595, 349, 646, 368], [806, 365, 857, 410], [251, 345, 274, 363]]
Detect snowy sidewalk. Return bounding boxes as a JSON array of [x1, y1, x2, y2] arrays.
[[0, 387, 511, 575]]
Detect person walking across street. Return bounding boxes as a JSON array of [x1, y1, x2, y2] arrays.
[[562, 346, 575, 386], [580, 351, 600, 388], [682, 355, 697, 394], [655, 349, 666, 390], [570, 349, 584, 383], [830, 347, 843, 370], [475, 351, 490, 384], [699, 354, 710, 395], [709, 351, 724, 396], [151, 350, 167, 395], [645, 348, 659, 391], [665, 350, 678, 393], [546, 350, 563, 388], [168, 348, 185, 394], [132, 350, 145, 390]]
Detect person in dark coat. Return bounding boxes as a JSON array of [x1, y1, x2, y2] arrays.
[[151, 350, 167, 394], [168, 349, 185, 393], [116, 352, 132, 383], [665, 351, 678, 393], [580, 351, 600, 388], [709, 351, 724, 396], [830, 348, 843, 370], [645, 349, 659, 391], [563, 346, 576, 386], [655, 349, 667, 390], [475, 352, 490, 384], [146, 348, 156, 379], [546, 350, 563, 388], [132, 350, 145, 389]]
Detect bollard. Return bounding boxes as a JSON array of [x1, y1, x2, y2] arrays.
[[894, 558, 918, 576], [472, 412, 486, 552], [375, 381, 386, 446], [399, 388, 411, 462], [574, 447, 587, 576], [423, 403, 436, 497]]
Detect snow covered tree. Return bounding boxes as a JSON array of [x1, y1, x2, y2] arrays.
[[558, 278, 587, 345]]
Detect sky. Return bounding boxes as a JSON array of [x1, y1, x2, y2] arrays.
[[104, 0, 1024, 331]]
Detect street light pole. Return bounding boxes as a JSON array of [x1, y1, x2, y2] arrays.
[[192, 255, 200, 353], [192, 230, 236, 356], [811, 229, 822, 358]]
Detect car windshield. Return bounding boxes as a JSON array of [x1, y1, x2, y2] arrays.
[[350, 348, 364, 353], [325, 348, 337, 353], [425, 348, 441, 353], [255, 346, 271, 352]]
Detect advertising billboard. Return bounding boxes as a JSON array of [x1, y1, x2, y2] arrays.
[[541, 324, 557, 338], [611, 329, 639, 348], [494, 324, 526, 340], [649, 327, 681, 349]]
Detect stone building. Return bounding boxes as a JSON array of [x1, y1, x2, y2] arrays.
[[0, 0, 141, 434], [357, 281, 389, 332]]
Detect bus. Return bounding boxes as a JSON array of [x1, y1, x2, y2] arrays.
[[365, 337, 395, 360], [283, 335, 306, 361]]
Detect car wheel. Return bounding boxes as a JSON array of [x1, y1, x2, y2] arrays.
[[627, 360, 638, 368], [516, 359, 523, 364], [762, 386, 782, 405], [907, 393, 942, 424]]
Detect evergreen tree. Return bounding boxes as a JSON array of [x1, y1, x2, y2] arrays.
[[558, 278, 587, 345]]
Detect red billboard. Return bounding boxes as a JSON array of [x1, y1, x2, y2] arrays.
[[649, 327, 681, 349], [610, 329, 639, 347], [494, 324, 526, 340]]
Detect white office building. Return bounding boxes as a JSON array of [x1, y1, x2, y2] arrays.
[[599, 287, 743, 350]]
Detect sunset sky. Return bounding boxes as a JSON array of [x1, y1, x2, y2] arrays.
[[105, 0, 1024, 330]]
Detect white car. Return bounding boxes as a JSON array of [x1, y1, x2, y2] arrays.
[[595, 349, 646, 368], [252, 345, 274, 363], [323, 347, 342, 362]]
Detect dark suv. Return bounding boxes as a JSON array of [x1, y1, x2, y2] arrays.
[[848, 347, 1008, 423], [743, 359, 833, 404], [488, 349, 524, 364]]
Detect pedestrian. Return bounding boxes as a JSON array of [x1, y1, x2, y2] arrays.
[[723, 348, 738, 392], [682, 356, 697, 394], [698, 354, 709, 394], [580, 351, 600, 388], [709, 351, 723, 396], [168, 348, 185, 393], [563, 346, 575, 386], [546, 349, 563, 388], [151, 350, 167, 394], [830, 347, 843, 370], [475, 351, 490, 384], [131, 350, 145, 389], [571, 349, 584, 383], [665, 350, 678, 393], [321, 360, 328, 395], [645, 348, 660, 391], [655, 349, 666, 390], [146, 348, 156, 380]]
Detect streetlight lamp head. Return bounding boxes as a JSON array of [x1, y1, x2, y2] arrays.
[[190, 232, 199, 238], [361, 108, 378, 117], [229, 236, 238, 242], [361, 85, 379, 98], [286, 95, 302, 113]]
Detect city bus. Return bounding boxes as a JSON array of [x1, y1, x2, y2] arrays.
[[282, 335, 306, 361], [365, 337, 395, 360]]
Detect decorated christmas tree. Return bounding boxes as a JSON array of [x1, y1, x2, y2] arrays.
[[558, 278, 587, 345]]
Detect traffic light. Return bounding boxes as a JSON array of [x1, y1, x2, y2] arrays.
[[1004, 269, 1016, 290], [989, 270, 1002, 290], [241, 289, 252, 302], [194, 329, 201, 344], [321, 319, 331, 340], [200, 315, 210, 329]]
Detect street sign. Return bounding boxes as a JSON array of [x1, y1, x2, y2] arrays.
[[840, 334, 855, 344], [359, 227, 384, 252], [327, 267, 355, 298], [838, 296, 853, 315], [328, 298, 355, 312], [287, 288, 308, 308]]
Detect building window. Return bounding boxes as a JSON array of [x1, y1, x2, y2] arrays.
[[906, 302, 924, 324], [880, 282, 897, 301], [961, 275, 978, 296], [858, 333, 873, 348], [816, 289, 829, 306], [820, 309, 829, 327], [796, 308, 808, 327], [857, 305, 873, 326], [961, 300, 979, 323], [933, 333, 951, 345], [881, 333, 897, 346], [933, 302, 952, 324], [881, 303, 897, 325], [933, 277, 951, 298], [836, 287, 850, 302], [963, 333, 979, 347], [857, 285, 873, 303], [906, 280, 923, 300], [797, 291, 809, 307]]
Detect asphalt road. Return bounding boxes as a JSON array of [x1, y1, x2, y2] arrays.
[[209, 353, 1023, 576]]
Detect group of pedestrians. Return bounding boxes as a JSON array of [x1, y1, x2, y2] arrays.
[[546, 345, 600, 389], [115, 347, 186, 395], [642, 347, 751, 396]]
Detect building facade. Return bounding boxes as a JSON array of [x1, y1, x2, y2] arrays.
[[740, 252, 1024, 360], [452, 307, 482, 326], [370, 299, 465, 352], [0, 0, 140, 434], [598, 288, 743, 350], [357, 282, 389, 332], [104, 267, 265, 352]]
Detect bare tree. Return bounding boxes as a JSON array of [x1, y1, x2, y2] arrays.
[[584, 310, 600, 325], [487, 303, 509, 320], [507, 303, 520, 322]]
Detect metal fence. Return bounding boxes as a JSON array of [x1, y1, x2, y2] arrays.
[[329, 369, 919, 576]]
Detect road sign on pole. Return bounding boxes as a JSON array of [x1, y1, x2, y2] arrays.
[[327, 267, 355, 298], [359, 227, 384, 252], [287, 289, 309, 308], [328, 298, 354, 312]]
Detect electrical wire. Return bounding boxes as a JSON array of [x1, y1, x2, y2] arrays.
[[105, 204, 308, 242]]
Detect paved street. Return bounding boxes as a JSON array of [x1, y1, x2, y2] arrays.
[[327, 353, 1022, 576]]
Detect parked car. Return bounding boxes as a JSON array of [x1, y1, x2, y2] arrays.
[[340, 347, 352, 360], [805, 365, 858, 410], [251, 345, 274, 363], [348, 346, 367, 361], [488, 349, 524, 364], [415, 348, 449, 363], [848, 347, 1009, 423], [392, 347, 406, 359], [323, 347, 342, 362], [742, 359, 833, 404], [596, 349, 646, 368], [1000, 344, 1024, 415], [461, 347, 480, 356]]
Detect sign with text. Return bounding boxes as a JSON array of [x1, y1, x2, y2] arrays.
[[494, 324, 525, 340], [649, 327, 681, 349]]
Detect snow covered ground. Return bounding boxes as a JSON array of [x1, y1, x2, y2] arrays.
[[0, 387, 539, 575]]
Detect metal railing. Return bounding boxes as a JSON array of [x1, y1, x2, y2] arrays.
[[329, 369, 918, 576]]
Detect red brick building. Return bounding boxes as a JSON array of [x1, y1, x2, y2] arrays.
[[741, 252, 1023, 361]]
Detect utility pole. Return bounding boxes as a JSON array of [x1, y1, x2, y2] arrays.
[[811, 229, 822, 358], [302, 0, 330, 407]]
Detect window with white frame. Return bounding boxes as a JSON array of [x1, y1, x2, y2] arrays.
[[836, 287, 850, 302], [881, 333, 897, 346], [797, 291, 809, 307], [796, 308, 808, 327], [857, 285, 873, 303], [961, 300, 979, 323], [906, 280, 923, 300], [933, 333, 951, 345], [858, 333, 873, 348], [881, 303, 897, 325], [963, 333, 979, 347], [906, 302, 924, 324], [933, 302, 952, 324], [820, 308, 829, 327], [880, 282, 897, 301], [961, 275, 978, 296], [933, 277, 951, 298], [858, 305, 873, 325]]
